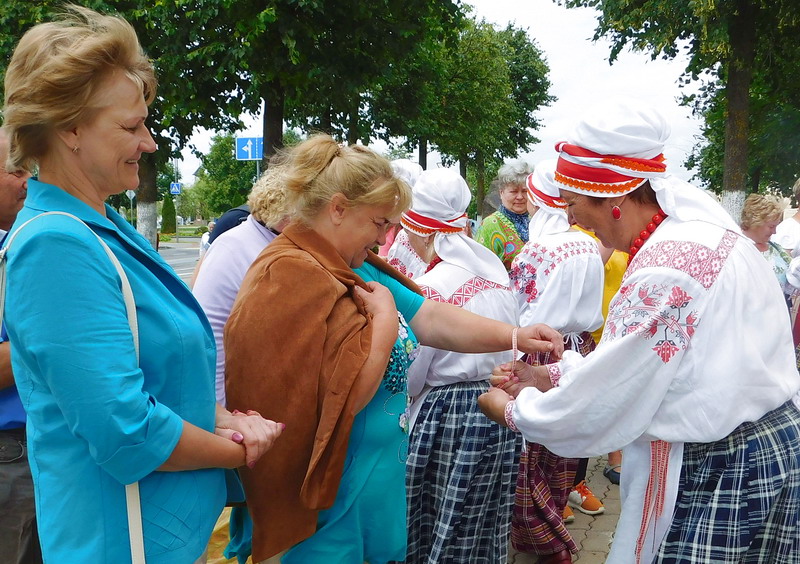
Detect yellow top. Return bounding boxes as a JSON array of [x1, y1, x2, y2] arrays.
[[574, 226, 628, 344]]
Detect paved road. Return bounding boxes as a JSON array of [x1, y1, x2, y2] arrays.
[[159, 239, 200, 283]]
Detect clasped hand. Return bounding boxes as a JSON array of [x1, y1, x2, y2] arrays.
[[215, 408, 284, 469], [478, 358, 554, 428]]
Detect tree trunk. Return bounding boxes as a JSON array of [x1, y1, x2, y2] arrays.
[[475, 151, 486, 219], [347, 93, 360, 145], [418, 138, 428, 170], [262, 81, 285, 169], [720, 0, 757, 220], [320, 105, 333, 136], [750, 165, 762, 193], [136, 151, 159, 248]]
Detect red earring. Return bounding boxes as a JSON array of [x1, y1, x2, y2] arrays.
[[611, 205, 621, 220]]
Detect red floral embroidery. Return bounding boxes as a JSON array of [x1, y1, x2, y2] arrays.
[[605, 282, 698, 364], [388, 258, 409, 277], [652, 340, 680, 363], [666, 286, 691, 309], [512, 238, 599, 302]]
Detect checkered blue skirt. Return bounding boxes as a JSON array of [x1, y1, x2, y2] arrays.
[[406, 381, 518, 564], [655, 400, 800, 563]]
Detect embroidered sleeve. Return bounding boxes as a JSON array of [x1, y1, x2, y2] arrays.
[[504, 400, 519, 432], [547, 363, 562, 387], [603, 282, 698, 363], [511, 267, 707, 457]]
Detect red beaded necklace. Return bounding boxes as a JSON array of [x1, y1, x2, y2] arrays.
[[628, 209, 667, 264], [424, 256, 443, 273]]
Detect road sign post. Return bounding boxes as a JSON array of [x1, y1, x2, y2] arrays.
[[169, 183, 181, 243], [125, 189, 136, 228]]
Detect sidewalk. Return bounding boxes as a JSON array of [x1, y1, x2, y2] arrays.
[[208, 456, 619, 564]]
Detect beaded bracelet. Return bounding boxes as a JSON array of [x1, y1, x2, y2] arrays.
[[504, 400, 519, 432], [511, 326, 519, 373]]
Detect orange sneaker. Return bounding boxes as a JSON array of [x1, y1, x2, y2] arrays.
[[562, 504, 575, 524], [568, 480, 605, 515]]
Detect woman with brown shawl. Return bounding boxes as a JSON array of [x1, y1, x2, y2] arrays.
[[224, 134, 562, 564]]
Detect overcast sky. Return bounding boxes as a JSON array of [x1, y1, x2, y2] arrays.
[[179, 0, 705, 183]]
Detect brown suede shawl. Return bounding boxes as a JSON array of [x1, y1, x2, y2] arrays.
[[224, 222, 420, 561]]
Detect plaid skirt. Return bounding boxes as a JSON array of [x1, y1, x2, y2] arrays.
[[655, 400, 800, 563], [511, 333, 596, 555], [406, 381, 518, 564]]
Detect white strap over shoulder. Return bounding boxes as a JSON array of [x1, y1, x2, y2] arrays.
[[0, 211, 145, 563]]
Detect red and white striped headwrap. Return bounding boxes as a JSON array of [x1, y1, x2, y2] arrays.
[[525, 159, 570, 239], [401, 168, 508, 285], [554, 142, 667, 197], [400, 209, 466, 237], [526, 168, 567, 210]]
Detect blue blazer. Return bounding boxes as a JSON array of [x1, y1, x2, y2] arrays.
[[5, 179, 225, 562]]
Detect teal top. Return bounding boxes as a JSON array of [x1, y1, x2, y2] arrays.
[[281, 261, 423, 564], [5, 179, 225, 562]]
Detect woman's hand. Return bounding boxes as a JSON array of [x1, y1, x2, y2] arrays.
[[215, 408, 284, 469], [490, 361, 553, 397], [477, 387, 514, 426], [353, 281, 397, 320], [517, 324, 565, 360]]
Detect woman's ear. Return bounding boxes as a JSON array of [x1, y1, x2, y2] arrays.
[[328, 193, 348, 226], [56, 127, 79, 153]]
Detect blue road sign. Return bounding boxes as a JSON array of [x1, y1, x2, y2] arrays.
[[235, 137, 263, 161], [170, 182, 182, 195]]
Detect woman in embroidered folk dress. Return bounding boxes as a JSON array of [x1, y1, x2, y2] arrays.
[[223, 134, 563, 564], [381, 158, 424, 266], [479, 102, 800, 564], [476, 159, 533, 270], [506, 160, 605, 564], [1, 7, 282, 563], [403, 168, 519, 564]]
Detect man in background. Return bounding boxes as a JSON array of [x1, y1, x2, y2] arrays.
[[0, 127, 40, 563]]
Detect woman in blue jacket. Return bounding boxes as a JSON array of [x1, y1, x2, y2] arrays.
[[1, 7, 283, 562]]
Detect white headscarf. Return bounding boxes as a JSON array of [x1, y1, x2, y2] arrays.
[[526, 159, 571, 240], [401, 168, 508, 286], [554, 101, 740, 233], [391, 159, 423, 189]]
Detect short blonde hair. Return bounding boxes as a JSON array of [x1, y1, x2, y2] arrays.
[[248, 169, 291, 229], [2, 5, 156, 172], [792, 177, 800, 203], [277, 134, 411, 225], [740, 193, 785, 230]]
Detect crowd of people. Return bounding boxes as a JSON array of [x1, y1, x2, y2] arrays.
[[1, 6, 800, 564]]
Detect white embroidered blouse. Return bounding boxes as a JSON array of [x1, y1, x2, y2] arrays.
[[511, 217, 800, 564], [406, 261, 518, 428], [510, 229, 604, 343], [386, 230, 428, 280]]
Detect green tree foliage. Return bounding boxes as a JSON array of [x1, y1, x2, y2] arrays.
[[220, 0, 462, 163], [0, 1, 248, 244], [161, 196, 176, 234], [563, 0, 800, 216], [194, 133, 257, 216], [176, 186, 210, 223], [371, 17, 552, 216], [687, 40, 800, 196]]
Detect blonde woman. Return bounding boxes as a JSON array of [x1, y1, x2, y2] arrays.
[[2, 7, 281, 562], [224, 134, 563, 563]]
